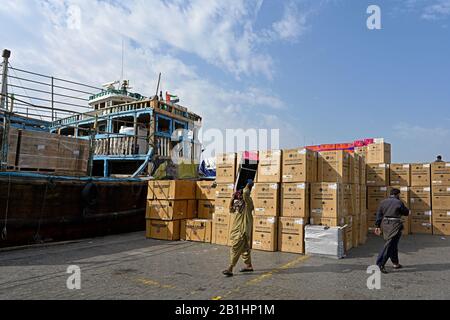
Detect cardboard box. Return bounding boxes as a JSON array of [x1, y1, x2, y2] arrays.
[[344, 225, 353, 252], [432, 219, 450, 236], [432, 186, 450, 210], [410, 210, 432, 219], [431, 162, 450, 185], [432, 210, 450, 221], [281, 183, 309, 218], [254, 183, 280, 216], [146, 220, 180, 240], [388, 186, 410, 207], [216, 153, 237, 183], [343, 184, 353, 216], [318, 151, 350, 183], [410, 186, 432, 210], [411, 217, 433, 234], [352, 215, 360, 248], [198, 200, 215, 219], [215, 183, 235, 199], [146, 200, 187, 220], [360, 185, 367, 214], [367, 186, 388, 212], [151, 180, 195, 200], [310, 183, 344, 218], [278, 217, 305, 254], [411, 163, 431, 186], [367, 142, 391, 164], [187, 200, 198, 219], [252, 216, 278, 252], [211, 213, 232, 246], [147, 181, 154, 200], [389, 164, 411, 186], [367, 164, 389, 186], [349, 153, 361, 185], [257, 150, 282, 183], [309, 216, 346, 227], [402, 216, 411, 236], [181, 219, 212, 243], [359, 213, 368, 245], [354, 146, 367, 163], [214, 197, 230, 215], [196, 181, 217, 200], [282, 148, 317, 183]]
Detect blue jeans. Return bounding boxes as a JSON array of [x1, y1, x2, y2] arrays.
[[376, 231, 402, 267]]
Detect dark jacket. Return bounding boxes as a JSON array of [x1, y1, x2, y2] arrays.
[[375, 196, 410, 228]]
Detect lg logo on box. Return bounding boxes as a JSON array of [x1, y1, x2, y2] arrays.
[[66, 265, 81, 290], [367, 5, 382, 30]]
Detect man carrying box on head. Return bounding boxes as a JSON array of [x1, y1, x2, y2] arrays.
[[222, 180, 255, 277], [374, 188, 410, 274]]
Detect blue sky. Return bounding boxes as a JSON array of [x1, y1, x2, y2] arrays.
[[0, 0, 449, 162]]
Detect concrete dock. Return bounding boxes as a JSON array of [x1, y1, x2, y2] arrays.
[[1, 233, 449, 300]]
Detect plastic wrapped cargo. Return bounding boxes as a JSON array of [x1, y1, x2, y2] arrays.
[[305, 225, 346, 259]]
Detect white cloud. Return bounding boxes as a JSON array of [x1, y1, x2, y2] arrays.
[[422, 0, 450, 20], [393, 122, 450, 139], [1, 0, 310, 153]]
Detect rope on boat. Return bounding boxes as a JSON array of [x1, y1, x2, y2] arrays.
[[1, 175, 11, 240]]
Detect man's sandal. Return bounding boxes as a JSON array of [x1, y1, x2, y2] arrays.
[[222, 270, 233, 277], [239, 268, 254, 273]]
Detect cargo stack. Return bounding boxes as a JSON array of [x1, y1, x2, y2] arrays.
[[431, 162, 450, 235], [389, 164, 413, 235], [212, 153, 237, 246], [350, 153, 362, 248], [279, 148, 317, 254], [253, 150, 282, 252], [365, 140, 392, 234], [146, 180, 196, 241], [313, 150, 353, 252]]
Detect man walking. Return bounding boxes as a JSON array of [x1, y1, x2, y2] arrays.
[[375, 188, 410, 274], [222, 180, 255, 277]]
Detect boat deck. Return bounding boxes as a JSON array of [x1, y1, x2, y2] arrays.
[[1, 232, 449, 300]]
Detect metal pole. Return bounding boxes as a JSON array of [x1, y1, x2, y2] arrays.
[[1, 49, 11, 110], [51, 77, 54, 122], [1, 49, 11, 171]]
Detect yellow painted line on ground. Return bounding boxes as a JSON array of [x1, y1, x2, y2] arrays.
[[211, 255, 310, 300], [136, 278, 175, 289]]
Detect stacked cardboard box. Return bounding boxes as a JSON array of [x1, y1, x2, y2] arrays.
[[431, 162, 450, 235], [410, 186, 432, 234], [365, 142, 391, 235], [318, 150, 350, 183], [278, 147, 316, 254], [216, 153, 237, 183], [253, 182, 279, 252], [146, 180, 196, 241]]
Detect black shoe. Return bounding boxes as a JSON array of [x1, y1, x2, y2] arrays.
[[222, 270, 233, 277], [379, 266, 388, 274], [239, 268, 254, 273], [393, 264, 403, 270]]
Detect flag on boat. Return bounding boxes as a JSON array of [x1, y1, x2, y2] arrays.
[[166, 92, 180, 104]]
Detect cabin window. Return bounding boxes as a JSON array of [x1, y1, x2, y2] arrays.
[[156, 115, 172, 136]]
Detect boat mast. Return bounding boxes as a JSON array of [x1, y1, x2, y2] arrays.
[[1, 49, 11, 171]]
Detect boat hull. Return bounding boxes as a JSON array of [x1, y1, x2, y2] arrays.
[[0, 173, 147, 248]]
